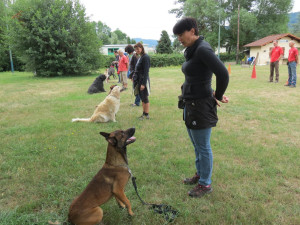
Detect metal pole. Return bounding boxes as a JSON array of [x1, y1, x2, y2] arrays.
[[236, 4, 240, 64], [218, 10, 221, 58], [217, 0, 221, 58], [5, 0, 14, 73], [6, 25, 15, 73]]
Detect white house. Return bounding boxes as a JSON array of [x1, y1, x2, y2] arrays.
[[243, 33, 300, 65]]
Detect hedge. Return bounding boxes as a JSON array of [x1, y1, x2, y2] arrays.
[[219, 52, 245, 62], [101, 52, 245, 69]]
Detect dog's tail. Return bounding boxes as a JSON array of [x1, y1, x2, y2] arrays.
[[72, 118, 91, 122]]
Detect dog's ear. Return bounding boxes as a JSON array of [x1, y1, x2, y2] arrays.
[[100, 132, 110, 138], [107, 137, 117, 146], [100, 132, 117, 145], [110, 85, 117, 90]]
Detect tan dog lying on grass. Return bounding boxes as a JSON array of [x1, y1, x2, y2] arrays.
[[68, 128, 136, 225], [72, 85, 122, 123]]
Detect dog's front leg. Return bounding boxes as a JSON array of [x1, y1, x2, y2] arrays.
[[115, 196, 126, 209], [111, 114, 117, 122], [113, 187, 133, 216]]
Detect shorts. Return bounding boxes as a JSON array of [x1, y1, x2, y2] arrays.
[[139, 87, 149, 103], [120, 71, 128, 84]]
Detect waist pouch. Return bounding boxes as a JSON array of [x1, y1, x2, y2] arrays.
[[184, 97, 218, 129], [178, 95, 185, 109]]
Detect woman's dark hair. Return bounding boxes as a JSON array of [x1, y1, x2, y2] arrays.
[[173, 17, 199, 36], [134, 42, 145, 55], [125, 45, 134, 54]]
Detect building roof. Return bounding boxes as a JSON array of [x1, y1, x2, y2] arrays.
[[244, 33, 300, 47]]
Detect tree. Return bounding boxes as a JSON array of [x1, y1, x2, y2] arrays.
[[92, 21, 111, 45], [291, 13, 300, 37], [156, 30, 173, 54], [172, 36, 185, 53], [8, 0, 101, 77], [170, 0, 293, 52], [0, 0, 8, 71]]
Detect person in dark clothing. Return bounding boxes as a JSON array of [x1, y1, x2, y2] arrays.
[[173, 17, 229, 198], [133, 42, 150, 119], [125, 45, 141, 106], [113, 50, 121, 83]]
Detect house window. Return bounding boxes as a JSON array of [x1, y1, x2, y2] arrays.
[[108, 48, 119, 55]]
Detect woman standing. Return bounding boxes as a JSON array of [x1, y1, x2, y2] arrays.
[[125, 44, 141, 106], [173, 17, 229, 198], [133, 42, 150, 119]]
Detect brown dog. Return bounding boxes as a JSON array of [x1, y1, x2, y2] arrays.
[[68, 128, 136, 225]]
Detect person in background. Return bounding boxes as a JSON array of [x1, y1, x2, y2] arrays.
[[269, 40, 283, 83], [173, 17, 229, 198], [118, 50, 129, 90], [133, 42, 150, 119], [285, 40, 298, 88], [113, 50, 121, 83], [125, 44, 141, 107]]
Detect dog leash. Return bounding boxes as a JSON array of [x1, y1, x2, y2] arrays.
[[131, 176, 179, 223]]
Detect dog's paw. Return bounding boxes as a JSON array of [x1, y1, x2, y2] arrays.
[[118, 203, 126, 209], [71, 118, 77, 122], [128, 210, 134, 216]]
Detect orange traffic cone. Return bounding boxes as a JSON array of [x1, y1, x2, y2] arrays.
[[227, 64, 231, 75], [251, 65, 256, 79]]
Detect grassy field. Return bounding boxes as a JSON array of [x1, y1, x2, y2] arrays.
[[0, 65, 299, 225]]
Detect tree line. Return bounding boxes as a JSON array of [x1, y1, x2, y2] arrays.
[[1, 0, 299, 76], [170, 0, 298, 53]]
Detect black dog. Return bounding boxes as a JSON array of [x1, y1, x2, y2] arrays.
[[87, 74, 107, 94]]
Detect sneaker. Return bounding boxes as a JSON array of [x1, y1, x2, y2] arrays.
[[138, 114, 150, 120], [269, 80, 273, 82], [275, 80, 278, 83], [188, 184, 213, 198], [290, 85, 296, 88], [183, 173, 200, 185], [284, 84, 290, 86], [130, 104, 139, 107]]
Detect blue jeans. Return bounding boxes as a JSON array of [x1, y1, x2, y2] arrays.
[[135, 94, 141, 106], [288, 62, 297, 86], [186, 127, 213, 186], [184, 107, 213, 186]]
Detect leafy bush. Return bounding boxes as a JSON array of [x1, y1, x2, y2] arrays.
[[150, 54, 185, 67], [100, 55, 116, 68], [0, 51, 25, 72]]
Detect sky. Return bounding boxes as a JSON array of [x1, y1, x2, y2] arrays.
[[79, 0, 179, 40], [79, 0, 300, 41]]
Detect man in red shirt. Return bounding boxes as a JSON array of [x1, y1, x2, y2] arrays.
[[269, 40, 284, 83], [286, 41, 299, 88], [118, 50, 129, 89]]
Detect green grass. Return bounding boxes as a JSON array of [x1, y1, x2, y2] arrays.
[[0, 65, 299, 225]]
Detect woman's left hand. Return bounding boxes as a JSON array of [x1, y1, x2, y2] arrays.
[[214, 92, 229, 107], [216, 95, 229, 107], [140, 85, 145, 91]]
